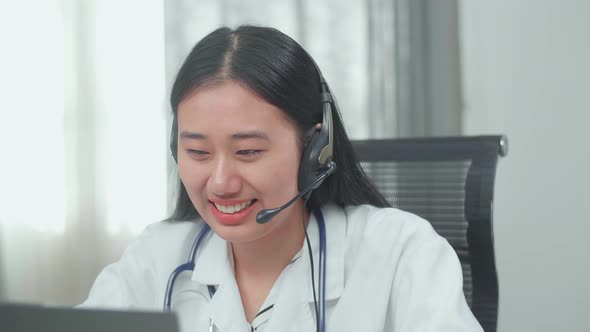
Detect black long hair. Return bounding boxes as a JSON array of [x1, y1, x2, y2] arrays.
[[168, 26, 389, 221]]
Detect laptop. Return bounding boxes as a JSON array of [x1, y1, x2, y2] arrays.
[[0, 303, 179, 332]]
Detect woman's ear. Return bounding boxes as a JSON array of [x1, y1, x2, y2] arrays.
[[303, 124, 321, 141]]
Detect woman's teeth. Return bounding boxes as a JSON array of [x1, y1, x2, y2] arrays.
[[214, 200, 254, 214]]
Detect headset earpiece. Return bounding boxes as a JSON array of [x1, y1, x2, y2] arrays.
[[297, 79, 335, 192]]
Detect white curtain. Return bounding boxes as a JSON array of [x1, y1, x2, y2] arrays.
[[0, 0, 396, 306], [0, 0, 168, 305]]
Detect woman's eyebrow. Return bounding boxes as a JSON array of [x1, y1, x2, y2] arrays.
[[179, 131, 206, 140], [178, 130, 269, 141], [231, 131, 270, 141]]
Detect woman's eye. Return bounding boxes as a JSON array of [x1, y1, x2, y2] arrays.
[[237, 150, 261, 157], [187, 149, 209, 157]]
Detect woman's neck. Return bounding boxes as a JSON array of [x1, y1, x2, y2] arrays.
[[232, 202, 309, 278], [231, 201, 310, 323]]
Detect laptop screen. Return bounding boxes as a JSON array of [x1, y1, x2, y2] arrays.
[[0, 303, 179, 332]]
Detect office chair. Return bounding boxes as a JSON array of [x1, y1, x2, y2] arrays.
[[352, 135, 507, 332]]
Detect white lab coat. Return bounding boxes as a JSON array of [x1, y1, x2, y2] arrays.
[[81, 204, 483, 332]]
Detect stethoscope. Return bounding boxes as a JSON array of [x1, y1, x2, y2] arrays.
[[163, 209, 327, 332]]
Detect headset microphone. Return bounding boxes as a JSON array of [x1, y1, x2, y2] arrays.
[[256, 161, 336, 224]]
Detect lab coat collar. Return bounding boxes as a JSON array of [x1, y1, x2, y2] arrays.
[[190, 229, 232, 286], [191, 229, 250, 331]]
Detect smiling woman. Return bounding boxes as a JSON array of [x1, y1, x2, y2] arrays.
[[80, 26, 483, 332], [176, 81, 304, 244]]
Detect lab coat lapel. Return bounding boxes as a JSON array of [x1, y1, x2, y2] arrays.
[[261, 248, 316, 332], [208, 278, 250, 331], [191, 231, 249, 332]]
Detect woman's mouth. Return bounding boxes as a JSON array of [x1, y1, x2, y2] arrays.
[[209, 199, 257, 225], [213, 199, 255, 214]]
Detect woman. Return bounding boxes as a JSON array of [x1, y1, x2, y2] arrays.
[[81, 26, 482, 332]]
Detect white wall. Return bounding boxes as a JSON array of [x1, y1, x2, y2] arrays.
[[459, 1, 590, 331]]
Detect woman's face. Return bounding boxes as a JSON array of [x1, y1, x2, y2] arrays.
[[177, 81, 304, 244]]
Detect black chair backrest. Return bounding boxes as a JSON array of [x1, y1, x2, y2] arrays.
[[352, 135, 507, 332]]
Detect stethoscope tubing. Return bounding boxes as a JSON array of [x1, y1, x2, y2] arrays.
[[315, 209, 327, 332], [163, 224, 211, 310]]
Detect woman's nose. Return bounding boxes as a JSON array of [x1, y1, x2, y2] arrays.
[[207, 157, 242, 195]]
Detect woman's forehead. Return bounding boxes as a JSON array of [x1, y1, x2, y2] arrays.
[[178, 81, 264, 109], [177, 81, 298, 136]]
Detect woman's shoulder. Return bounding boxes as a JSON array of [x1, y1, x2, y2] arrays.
[[338, 205, 481, 331], [80, 219, 207, 309], [117, 218, 207, 270], [340, 204, 447, 264], [344, 204, 440, 243], [139, 218, 204, 241], [132, 218, 205, 250]]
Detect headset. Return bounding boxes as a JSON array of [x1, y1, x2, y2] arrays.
[[167, 59, 337, 332]]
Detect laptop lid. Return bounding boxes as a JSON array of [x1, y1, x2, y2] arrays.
[[0, 303, 179, 332]]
